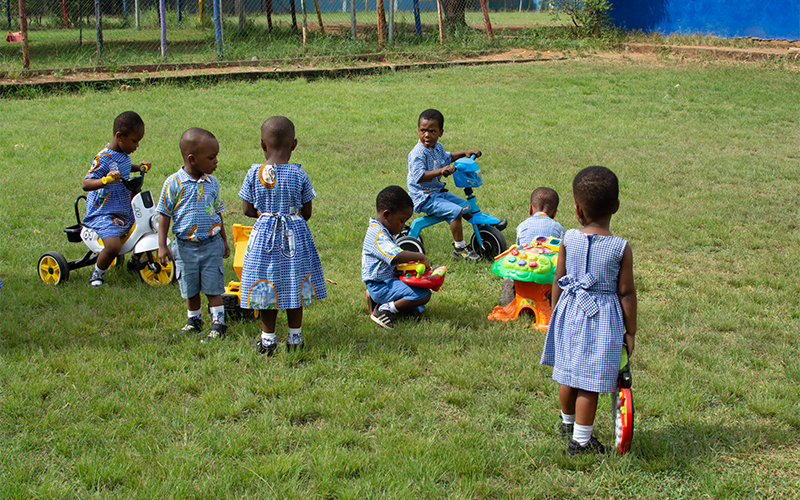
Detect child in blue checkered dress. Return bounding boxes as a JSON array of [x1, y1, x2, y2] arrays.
[[407, 109, 483, 261], [540, 166, 637, 456], [157, 128, 230, 343], [240, 117, 327, 356], [82, 111, 152, 287]]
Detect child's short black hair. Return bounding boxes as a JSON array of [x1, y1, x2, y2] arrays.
[[376, 185, 413, 213], [418, 109, 444, 130], [531, 187, 559, 211], [180, 127, 217, 159], [113, 111, 144, 137], [572, 166, 619, 220], [261, 116, 295, 149]]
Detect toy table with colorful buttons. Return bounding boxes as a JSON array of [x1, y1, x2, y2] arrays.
[[488, 236, 561, 331]]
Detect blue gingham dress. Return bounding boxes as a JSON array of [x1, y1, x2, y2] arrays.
[[82, 146, 134, 238], [238, 163, 327, 310], [540, 229, 628, 393]]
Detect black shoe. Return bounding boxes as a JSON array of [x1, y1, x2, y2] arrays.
[[560, 422, 574, 441], [201, 322, 227, 343], [370, 306, 396, 329], [451, 244, 481, 261], [567, 436, 606, 456], [89, 269, 105, 287], [253, 338, 278, 356], [286, 341, 305, 352], [175, 317, 203, 338]]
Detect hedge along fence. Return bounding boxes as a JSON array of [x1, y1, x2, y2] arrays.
[[1, 0, 526, 72]]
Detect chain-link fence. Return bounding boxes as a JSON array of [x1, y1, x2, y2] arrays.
[[2, 0, 555, 72]]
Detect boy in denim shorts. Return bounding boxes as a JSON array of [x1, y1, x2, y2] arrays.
[[157, 128, 230, 342], [407, 108, 483, 261], [362, 185, 432, 329]]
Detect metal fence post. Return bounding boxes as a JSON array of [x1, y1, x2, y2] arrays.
[[159, 0, 167, 60], [213, 0, 222, 56], [350, 0, 356, 38]]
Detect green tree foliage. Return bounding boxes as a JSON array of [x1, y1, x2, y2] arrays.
[[550, 0, 612, 35]]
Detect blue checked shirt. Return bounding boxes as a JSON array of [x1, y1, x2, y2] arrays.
[[156, 166, 225, 242], [516, 212, 565, 246], [361, 218, 403, 283], [407, 141, 453, 213]]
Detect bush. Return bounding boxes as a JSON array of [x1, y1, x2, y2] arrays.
[[550, 0, 611, 35]]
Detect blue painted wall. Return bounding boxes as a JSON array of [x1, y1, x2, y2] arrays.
[[609, 0, 800, 41]]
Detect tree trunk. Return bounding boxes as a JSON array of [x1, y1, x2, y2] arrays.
[[443, 0, 466, 29]]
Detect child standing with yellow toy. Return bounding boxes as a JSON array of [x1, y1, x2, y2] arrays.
[[540, 166, 637, 456], [81, 111, 151, 287], [240, 116, 327, 356]]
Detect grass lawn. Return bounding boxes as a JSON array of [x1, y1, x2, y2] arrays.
[[1, 57, 799, 498]]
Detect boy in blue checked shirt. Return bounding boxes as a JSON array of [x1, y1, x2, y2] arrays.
[[407, 108, 483, 261], [516, 187, 564, 246], [362, 185, 432, 329], [82, 111, 152, 287], [157, 128, 230, 342]]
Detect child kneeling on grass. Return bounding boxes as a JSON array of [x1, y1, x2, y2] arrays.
[[157, 127, 230, 342], [362, 185, 432, 329]]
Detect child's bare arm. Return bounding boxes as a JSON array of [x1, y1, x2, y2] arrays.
[[550, 242, 567, 308], [450, 150, 481, 162], [301, 201, 312, 221], [131, 161, 151, 173], [242, 200, 259, 218], [82, 171, 121, 191], [392, 251, 430, 270], [218, 213, 230, 259], [618, 243, 637, 356], [157, 214, 172, 265]]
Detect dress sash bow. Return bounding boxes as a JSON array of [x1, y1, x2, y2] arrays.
[[557, 273, 600, 317], [258, 212, 301, 254]]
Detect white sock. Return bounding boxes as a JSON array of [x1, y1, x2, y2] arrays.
[[454, 240, 467, 249], [572, 423, 593, 446], [261, 331, 277, 345], [561, 412, 575, 425], [187, 309, 202, 320], [93, 264, 107, 277], [209, 305, 225, 324], [378, 302, 398, 314], [288, 327, 302, 345]]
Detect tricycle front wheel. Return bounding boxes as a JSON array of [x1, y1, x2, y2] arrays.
[[38, 251, 70, 285]]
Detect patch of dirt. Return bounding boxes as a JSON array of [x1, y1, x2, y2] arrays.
[[2, 41, 797, 87]]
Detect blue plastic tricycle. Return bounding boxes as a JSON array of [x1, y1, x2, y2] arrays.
[[398, 154, 507, 259]]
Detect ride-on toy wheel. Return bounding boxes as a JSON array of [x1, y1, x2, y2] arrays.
[[38, 251, 70, 285], [135, 250, 174, 285], [471, 225, 506, 260], [396, 235, 425, 254]]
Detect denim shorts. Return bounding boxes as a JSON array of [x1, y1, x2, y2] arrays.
[[418, 191, 468, 223], [172, 234, 225, 299], [366, 277, 430, 313]]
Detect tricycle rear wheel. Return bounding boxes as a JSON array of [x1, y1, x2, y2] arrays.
[[135, 251, 175, 286], [471, 225, 506, 260], [38, 251, 70, 285]]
